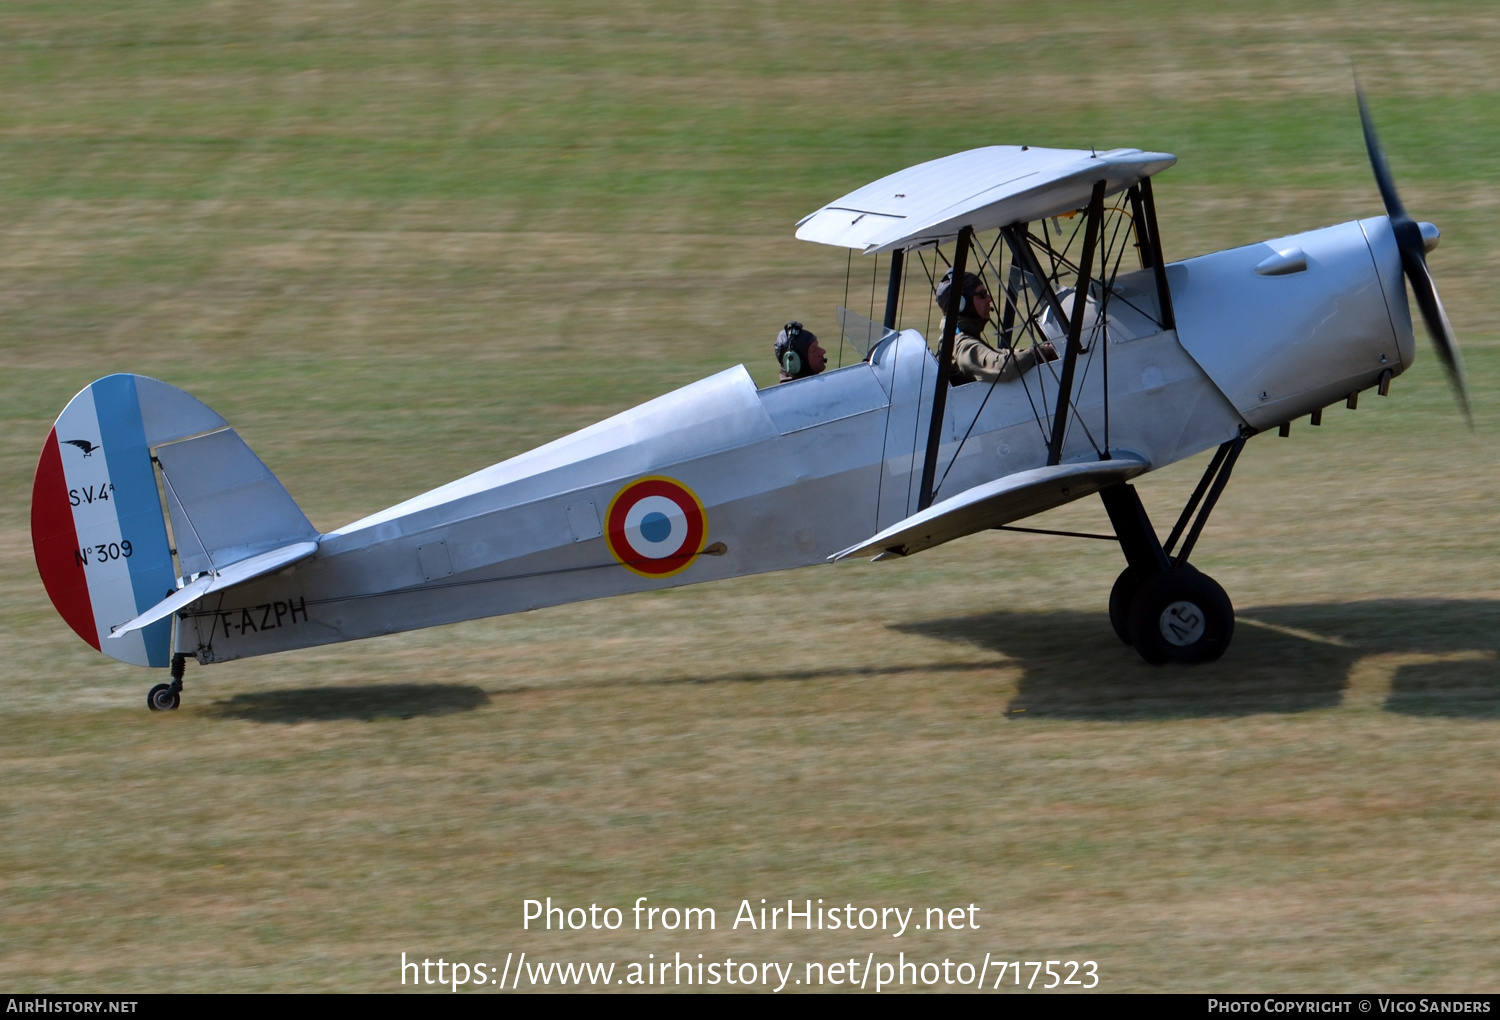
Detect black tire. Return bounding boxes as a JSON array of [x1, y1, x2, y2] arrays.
[[1108, 566, 1147, 645], [1127, 568, 1234, 665], [147, 683, 180, 712]]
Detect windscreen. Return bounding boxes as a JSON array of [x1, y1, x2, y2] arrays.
[[836, 305, 899, 358]]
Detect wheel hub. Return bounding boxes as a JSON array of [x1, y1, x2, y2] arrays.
[[1159, 600, 1206, 646]]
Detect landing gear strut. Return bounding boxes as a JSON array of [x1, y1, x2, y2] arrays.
[[1100, 435, 1247, 665], [147, 653, 187, 711]]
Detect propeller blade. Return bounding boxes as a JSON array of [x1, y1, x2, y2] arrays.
[[1403, 253, 1472, 426], [1357, 82, 1408, 224], [1358, 83, 1472, 427]]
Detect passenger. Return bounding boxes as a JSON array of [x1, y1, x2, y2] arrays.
[[935, 270, 1056, 384], [775, 321, 827, 383]]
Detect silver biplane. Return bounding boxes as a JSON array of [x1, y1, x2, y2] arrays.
[[31, 95, 1469, 710]]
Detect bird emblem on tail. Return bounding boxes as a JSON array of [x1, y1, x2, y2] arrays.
[[62, 439, 100, 457]]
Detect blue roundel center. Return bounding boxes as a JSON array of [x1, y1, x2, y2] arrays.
[[639, 511, 672, 543]]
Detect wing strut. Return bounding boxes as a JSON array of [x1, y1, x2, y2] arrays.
[[881, 248, 905, 330], [1137, 177, 1176, 330], [1163, 432, 1247, 566], [1046, 179, 1106, 466], [917, 225, 973, 511], [1000, 226, 1072, 334]]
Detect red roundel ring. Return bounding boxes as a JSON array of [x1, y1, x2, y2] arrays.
[[604, 476, 707, 578]]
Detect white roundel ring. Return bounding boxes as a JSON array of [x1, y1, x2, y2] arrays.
[[621, 495, 689, 559], [605, 477, 707, 578]]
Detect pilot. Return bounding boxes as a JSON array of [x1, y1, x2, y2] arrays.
[[775, 321, 827, 383], [935, 270, 1056, 384]]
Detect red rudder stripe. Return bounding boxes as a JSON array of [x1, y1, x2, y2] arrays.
[[32, 428, 99, 650]]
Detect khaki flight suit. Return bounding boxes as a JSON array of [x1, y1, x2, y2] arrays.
[[945, 315, 1047, 384]]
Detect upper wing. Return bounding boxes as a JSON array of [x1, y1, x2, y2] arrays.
[[832, 454, 1149, 561]]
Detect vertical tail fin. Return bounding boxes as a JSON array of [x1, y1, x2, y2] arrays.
[[32, 374, 318, 667]]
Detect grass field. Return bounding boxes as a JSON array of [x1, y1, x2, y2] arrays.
[[2, 1, 1497, 993]]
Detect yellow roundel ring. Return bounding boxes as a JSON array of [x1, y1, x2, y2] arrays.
[[604, 476, 708, 579]]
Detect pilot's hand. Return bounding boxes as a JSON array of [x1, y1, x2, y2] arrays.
[[1037, 342, 1059, 363]]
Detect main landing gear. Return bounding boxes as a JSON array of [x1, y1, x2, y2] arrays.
[[147, 653, 187, 711], [1100, 435, 1246, 665]]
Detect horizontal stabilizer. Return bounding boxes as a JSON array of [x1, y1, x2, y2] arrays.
[[832, 454, 1148, 561], [109, 540, 319, 638]]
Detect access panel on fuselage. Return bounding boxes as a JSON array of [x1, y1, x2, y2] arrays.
[[1168, 218, 1403, 430]]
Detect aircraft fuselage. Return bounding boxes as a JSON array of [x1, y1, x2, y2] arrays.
[[177, 215, 1413, 666]]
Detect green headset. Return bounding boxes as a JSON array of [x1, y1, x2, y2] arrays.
[[777, 321, 811, 376]]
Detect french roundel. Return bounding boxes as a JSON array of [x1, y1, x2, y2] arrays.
[[604, 477, 707, 578]]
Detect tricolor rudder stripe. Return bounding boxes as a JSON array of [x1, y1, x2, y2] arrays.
[[32, 375, 179, 667], [32, 430, 97, 651], [604, 476, 707, 578]]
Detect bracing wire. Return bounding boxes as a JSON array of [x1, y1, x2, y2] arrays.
[[911, 249, 940, 516], [1039, 217, 1052, 280], [998, 230, 1059, 444], [1024, 217, 1100, 458], [840, 248, 852, 369], [932, 231, 1006, 498], [1048, 199, 1138, 459], [1037, 212, 1158, 329], [915, 247, 938, 291], [1099, 202, 1136, 454], [931, 230, 1052, 499], [928, 197, 1154, 498], [1057, 211, 1086, 269], [917, 249, 938, 349]]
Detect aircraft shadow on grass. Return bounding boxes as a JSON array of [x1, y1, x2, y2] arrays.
[[200, 601, 1495, 724], [893, 599, 1500, 721], [207, 683, 489, 724]]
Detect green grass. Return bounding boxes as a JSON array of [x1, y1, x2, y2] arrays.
[[1, 0, 1497, 993]]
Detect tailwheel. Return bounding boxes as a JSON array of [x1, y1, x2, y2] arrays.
[[147, 653, 187, 712], [1127, 567, 1234, 665], [147, 683, 180, 711]]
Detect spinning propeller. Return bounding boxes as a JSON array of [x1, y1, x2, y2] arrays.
[[1357, 84, 1471, 425]]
